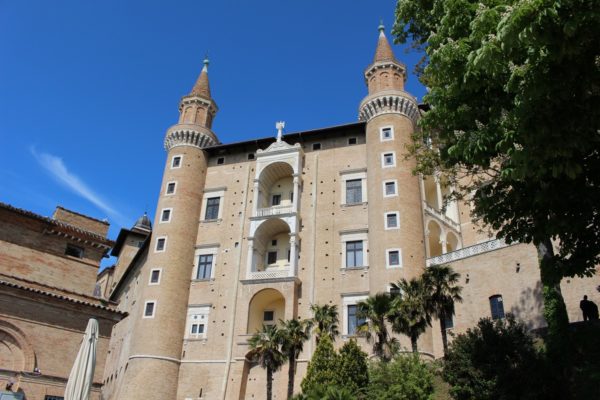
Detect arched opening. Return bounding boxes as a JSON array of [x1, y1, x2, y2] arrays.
[[257, 162, 294, 210], [427, 220, 443, 258], [446, 232, 460, 252], [439, 178, 459, 221], [247, 288, 286, 334], [251, 218, 292, 275], [423, 177, 440, 211]]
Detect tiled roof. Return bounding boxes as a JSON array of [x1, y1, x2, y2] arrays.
[[0, 202, 114, 247], [0, 273, 125, 316]]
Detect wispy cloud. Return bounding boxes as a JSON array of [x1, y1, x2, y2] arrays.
[[31, 147, 127, 226]]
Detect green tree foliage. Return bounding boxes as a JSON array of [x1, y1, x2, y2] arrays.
[[310, 304, 340, 344], [248, 324, 286, 400], [442, 316, 542, 400], [368, 354, 435, 400], [301, 336, 341, 394], [422, 265, 462, 355], [393, 0, 600, 364], [338, 339, 369, 395], [389, 278, 430, 353], [294, 385, 357, 400], [357, 293, 398, 361], [279, 318, 312, 399]]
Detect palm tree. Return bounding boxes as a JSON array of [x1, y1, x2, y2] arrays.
[[356, 293, 397, 361], [279, 318, 312, 399], [310, 304, 339, 344], [388, 278, 430, 353], [422, 264, 463, 355], [248, 324, 286, 400]]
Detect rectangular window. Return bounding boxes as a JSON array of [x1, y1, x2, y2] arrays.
[[346, 240, 363, 268], [171, 156, 182, 168], [45, 396, 65, 400], [196, 254, 213, 280], [345, 179, 362, 204], [65, 244, 84, 258], [149, 269, 161, 284], [381, 127, 394, 141], [382, 152, 396, 167], [160, 208, 171, 222], [348, 137, 357, 145], [263, 310, 274, 323], [312, 143, 321, 150], [444, 314, 454, 329], [271, 239, 277, 246], [489, 295, 505, 320], [248, 153, 255, 160], [144, 301, 155, 318], [191, 323, 205, 335], [271, 194, 281, 206], [166, 181, 176, 195], [155, 237, 166, 252], [389, 286, 401, 297], [385, 212, 399, 229], [347, 304, 365, 335], [205, 197, 220, 220], [217, 157, 225, 165], [384, 181, 397, 197], [267, 251, 277, 265], [388, 250, 400, 267]]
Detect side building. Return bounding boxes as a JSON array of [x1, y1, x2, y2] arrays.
[[0, 203, 125, 400], [102, 26, 600, 400]]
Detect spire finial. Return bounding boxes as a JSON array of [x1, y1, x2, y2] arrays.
[[275, 121, 285, 142], [378, 20, 385, 33], [202, 53, 210, 72]]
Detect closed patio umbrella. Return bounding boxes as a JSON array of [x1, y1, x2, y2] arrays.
[[64, 318, 99, 400]]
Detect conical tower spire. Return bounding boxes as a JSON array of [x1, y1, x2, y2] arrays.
[[373, 23, 396, 62], [190, 57, 212, 99]]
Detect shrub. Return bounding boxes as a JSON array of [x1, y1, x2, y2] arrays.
[[442, 316, 542, 400], [368, 354, 435, 400]]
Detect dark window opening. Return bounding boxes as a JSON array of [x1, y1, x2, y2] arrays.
[[171, 156, 181, 168], [489, 295, 505, 320], [345, 179, 362, 204], [248, 153, 255, 160], [346, 240, 363, 268], [197, 255, 213, 280], [205, 197, 220, 220], [150, 270, 160, 283], [65, 244, 84, 258], [217, 157, 225, 165], [348, 137, 357, 145], [271, 194, 281, 206], [144, 302, 155, 317], [312, 143, 321, 150], [267, 251, 277, 265]]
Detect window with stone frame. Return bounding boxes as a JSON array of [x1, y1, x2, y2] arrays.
[[346, 240, 363, 268], [345, 179, 363, 204], [205, 197, 220, 220]]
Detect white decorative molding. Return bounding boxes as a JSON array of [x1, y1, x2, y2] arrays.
[[255, 205, 295, 217], [247, 268, 290, 280], [359, 92, 419, 124], [164, 127, 217, 150], [423, 201, 460, 230], [426, 239, 512, 267]]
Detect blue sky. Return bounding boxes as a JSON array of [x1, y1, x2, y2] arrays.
[[0, 1, 426, 266]]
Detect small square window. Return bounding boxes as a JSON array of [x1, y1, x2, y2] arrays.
[[171, 156, 182, 168], [312, 143, 321, 150], [155, 237, 166, 252], [150, 269, 161, 284], [272, 194, 281, 206], [384, 181, 397, 196], [348, 137, 357, 145], [166, 182, 176, 195], [381, 127, 393, 141], [385, 212, 399, 229], [160, 209, 171, 222], [383, 152, 395, 167], [144, 301, 155, 318], [267, 251, 277, 265], [388, 250, 400, 266], [65, 244, 84, 258], [271, 239, 277, 246], [263, 310, 274, 322], [217, 157, 225, 165], [248, 153, 255, 160]]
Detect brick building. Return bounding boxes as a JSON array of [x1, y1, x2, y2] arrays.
[[87, 26, 599, 399], [0, 203, 125, 399]]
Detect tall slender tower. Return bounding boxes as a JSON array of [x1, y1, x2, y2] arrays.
[[360, 25, 426, 289], [119, 59, 218, 400]]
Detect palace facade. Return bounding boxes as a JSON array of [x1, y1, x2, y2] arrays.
[[98, 26, 599, 400]]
